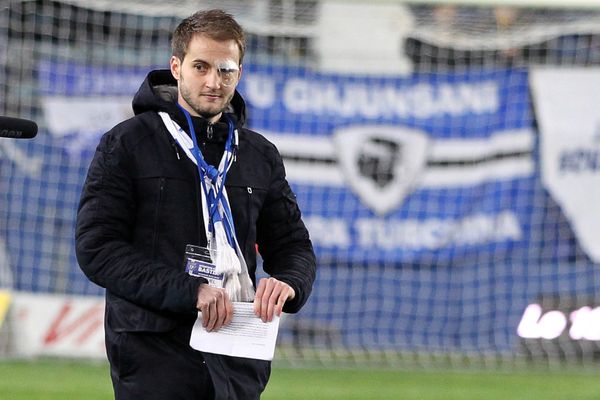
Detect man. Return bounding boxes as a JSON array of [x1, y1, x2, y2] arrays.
[[75, 9, 316, 400]]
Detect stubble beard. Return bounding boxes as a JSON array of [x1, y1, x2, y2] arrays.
[[179, 78, 233, 121]]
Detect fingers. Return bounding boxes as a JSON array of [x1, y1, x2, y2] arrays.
[[201, 299, 217, 331], [223, 296, 234, 326], [197, 278, 294, 328], [197, 283, 233, 332], [253, 277, 295, 323]]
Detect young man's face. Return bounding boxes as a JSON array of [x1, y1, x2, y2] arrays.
[[170, 34, 242, 123]]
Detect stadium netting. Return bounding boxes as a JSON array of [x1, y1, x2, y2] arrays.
[[2, 0, 600, 368]]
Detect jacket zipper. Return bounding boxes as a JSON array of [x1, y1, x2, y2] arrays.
[[171, 142, 181, 160], [245, 186, 253, 252], [207, 123, 213, 140], [152, 178, 166, 256], [191, 122, 213, 246], [194, 168, 206, 246]]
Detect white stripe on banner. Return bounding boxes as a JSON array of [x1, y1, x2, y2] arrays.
[[283, 160, 345, 185], [265, 128, 534, 188], [427, 129, 534, 162], [423, 158, 534, 187]]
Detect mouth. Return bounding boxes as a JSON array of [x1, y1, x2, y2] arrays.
[[201, 93, 221, 100]]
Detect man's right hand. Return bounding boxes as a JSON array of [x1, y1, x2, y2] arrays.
[[196, 283, 234, 332]]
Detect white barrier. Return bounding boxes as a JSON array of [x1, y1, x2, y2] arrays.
[[7, 292, 105, 359]]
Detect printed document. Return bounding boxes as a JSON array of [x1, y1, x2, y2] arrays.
[[189, 302, 280, 361]]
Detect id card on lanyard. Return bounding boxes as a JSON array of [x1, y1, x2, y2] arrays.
[[184, 244, 224, 288]]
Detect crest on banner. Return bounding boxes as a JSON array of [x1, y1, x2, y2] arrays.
[[334, 125, 429, 215]]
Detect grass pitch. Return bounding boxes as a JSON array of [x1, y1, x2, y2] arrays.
[[1, 359, 600, 399]]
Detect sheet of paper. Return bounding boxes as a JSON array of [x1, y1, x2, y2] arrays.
[[189, 302, 280, 361]]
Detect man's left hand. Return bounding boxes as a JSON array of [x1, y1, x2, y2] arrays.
[[253, 277, 295, 322]]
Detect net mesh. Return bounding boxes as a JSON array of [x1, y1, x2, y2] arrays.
[[2, 0, 600, 368]]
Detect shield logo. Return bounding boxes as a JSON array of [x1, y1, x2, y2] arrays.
[[334, 125, 429, 215]]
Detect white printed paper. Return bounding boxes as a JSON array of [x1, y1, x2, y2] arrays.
[[189, 302, 280, 361]]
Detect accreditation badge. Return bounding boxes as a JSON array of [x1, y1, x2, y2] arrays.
[[184, 244, 224, 288]]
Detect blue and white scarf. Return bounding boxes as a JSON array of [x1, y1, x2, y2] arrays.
[[158, 110, 255, 302]]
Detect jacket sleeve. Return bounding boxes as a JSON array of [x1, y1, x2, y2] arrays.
[[256, 146, 317, 314], [75, 125, 201, 314]]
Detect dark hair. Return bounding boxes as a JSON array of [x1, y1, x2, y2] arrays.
[[171, 9, 246, 64]]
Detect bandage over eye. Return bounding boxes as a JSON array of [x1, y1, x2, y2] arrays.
[[215, 59, 240, 87]]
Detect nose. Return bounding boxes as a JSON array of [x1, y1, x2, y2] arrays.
[[205, 68, 221, 89]]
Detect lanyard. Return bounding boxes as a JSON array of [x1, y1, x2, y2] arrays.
[[177, 105, 238, 246]]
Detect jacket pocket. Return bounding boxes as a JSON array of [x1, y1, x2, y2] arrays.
[[106, 294, 177, 332], [226, 184, 267, 254], [132, 160, 198, 261]]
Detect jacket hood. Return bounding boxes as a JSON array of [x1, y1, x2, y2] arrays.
[[131, 69, 247, 126]]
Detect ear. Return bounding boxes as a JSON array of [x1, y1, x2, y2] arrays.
[[170, 56, 181, 80], [238, 64, 243, 81]]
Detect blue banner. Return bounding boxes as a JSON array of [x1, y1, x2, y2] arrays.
[[237, 65, 539, 267]]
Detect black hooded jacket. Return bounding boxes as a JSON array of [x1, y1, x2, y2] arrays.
[[75, 69, 316, 332]]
